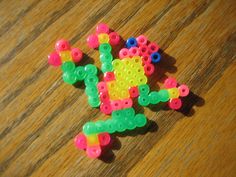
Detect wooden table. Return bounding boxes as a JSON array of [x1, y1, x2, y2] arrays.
[[0, 0, 235, 176]]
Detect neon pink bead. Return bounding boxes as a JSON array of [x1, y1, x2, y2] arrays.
[[144, 64, 155, 76], [168, 98, 182, 110], [178, 84, 190, 97], [111, 100, 122, 111], [129, 47, 140, 57], [86, 146, 101, 158], [122, 98, 133, 108], [71, 48, 83, 62], [109, 32, 120, 46], [100, 102, 112, 115], [55, 39, 70, 52], [97, 82, 108, 93], [96, 23, 109, 34], [99, 92, 110, 103], [141, 54, 151, 65], [136, 35, 148, 46], [119, 48, 129, 59], [129, 87, 139, 98], [139, 45, 149, 55], [74, 133, 87, 150], [48, 52, 62, 66], [87, 34, 99, 49], [164, 77, 177, 88], [148, 42, 160, 53], [98, 133, 111, 146], [104, 72, 115, 82]]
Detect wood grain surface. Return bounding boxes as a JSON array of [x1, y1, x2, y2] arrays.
[[0, 0, 236, 176]]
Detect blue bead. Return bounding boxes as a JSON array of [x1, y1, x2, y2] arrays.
[[126, 37, 137, 48], [151, 52, 161, 63]]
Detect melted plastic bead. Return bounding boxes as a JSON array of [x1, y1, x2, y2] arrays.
[[97, 82, 108, 93], [111, 100, 122, 110], [124, 108, 135, 118], [62, 71, 77, 84], [105, 119, 116, 133], [178, 84, 190, 97], [59, 51, 73, 62], [136, 35, 148, 46], [126, 119, 136, 130], [87, 134, 99, 146], [85, 85, 98, 97], [168, 88, 180, 99], [138, 95, 150, 106], [98, 132, 111, 146], [159, 89, 170, 102], [74, 133, 87, 150], [135, 114, 147, 127], [74, 66, 86, 81], [122, 98, 133, 108], [150, 52, 161, 63], [112, 109, 124, 120], [99, 43, 112, 53], [126, 37, 137, 48], [138, 84, 150, 95], [116, 120, 126, 132], [61, 61, 75, 72], [86, 146, 101, 158], [88, 96, 100, 107], [141, 54, 151, 65], [84, 75, 99, 86], [98, 33, 110, 44], [101, 62, 113, 73], [148, 42, 159, 53], [100, 52, 113, 63], [87, 34, 99, 49], [119, 48, 129, 59], [129, 47, 140, 57], [129, 87, 139, 98], [109, 32, 120, 46], [71, 48, 83, 62], [168, 98, 182, 110], [95, 120, 106, 133], [83, 122, 97, 135], [85, 64, 97, 75], [100, 102, 112, 114], [139, 45, 149, 55], [149, 91, 160, 104], [48, 52, 61, 66], [164, 78, 177, 88], [96, 23, 110, 34], [55, 39, 70, 52], [99, 92, 110, 103], [144, 64, 155, 76], [104, 72, 115, 82]]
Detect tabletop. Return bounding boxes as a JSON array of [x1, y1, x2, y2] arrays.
[[0, 0, 235, 177]]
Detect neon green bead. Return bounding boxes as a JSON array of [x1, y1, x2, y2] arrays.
[[159, 89, 170, 102], [85, 64, 97, 75], [62, 71, 77, 84], [112, 109, 124, 120], [74, 66, 86, 81], [105, 119, 116, 133], [149, 91, 160, 104], [84, 74, 99, 86], [61, 61, 75, 72], [88, 96, 100, 107], [85, 85, 98, 97], [135, 114, 147, 127], [83, 122, 97, 135], [100, 52, 113, 63], [115, 120, 126, 132], [101, 62, 113, 73], [123, 108, 135, 118], [138, 84, 150, 95], [138, 95, 150, 106], [99, 43, 112, 53], [125, 119, 136, 130], [95, 120, 106, 133]]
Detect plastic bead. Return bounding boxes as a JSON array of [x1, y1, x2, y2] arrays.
[[87, 134, 100, 146], [109, 32, 120, 46], [85, 85, 98, 97], [59, 51, 73, 62], [86, 146, 101, 158], [168, 98, 182, 110], [178, 84, 190, 97], [126, 120, 136, 130], [135, 114, 147, 127], [105, 119, 116, 133], [61, 61, 75, 72], [126, 37, 137, 48], [138, 95, 150, 106], [99, 91, 110, 103], [122, 98, 133, 108], [100, 52, 113, 63], [158, 89, 170, 102], [71, 48, 83, 62], [100, 102, 112, 114], [83, 122, 97, 135], [85, 64, 97, 75], [111, 100, 122, 111], [116, 120, 126, 132], [148, 42, 159, 53], [164, 77, 177, 88], [62, 71, 77, 84], [88, 96, 100, 107], [98, 33, 110, 44], [112, 109, 124, 120], [104, 72, 115, 82], [55, 39, 70, 52], [119, 48, 129, 59], [101, 62, 113, 73], [87, 34, 99, 48], [74, 133, 87, 150], [84, 75, 99, 86], [95, 120, 107, 133], [129, 87, 139, 98], [124, 108, 135, 117], [48, 52, 61, 66], [150, 52, 161, 63], [142, 54, 151, 65], [138, 84, 150, 95], [149, 91, 160, 104], [139, 45, 149, 55], [96, 23, 109, 34], [97, 82, 108, 93], [144, 64, 155, 76], [136, 35, 148, 46], [74, 66, 86, 81], [168, 88, 180, 99], [99, 43, 112, 53], [98, 133, 111, 146], [129, 47, 140, 57]]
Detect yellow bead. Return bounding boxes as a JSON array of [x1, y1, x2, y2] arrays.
[[98, 33, 109, 43], [168, 88, 180, 98], [137, 74, 148, 84], [87, 134, 99, 146], [59, 51, 72, 62]]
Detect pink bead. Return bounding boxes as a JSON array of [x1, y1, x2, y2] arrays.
[[109, 32, 120, 46], [86, 146, 102, 158], [97, 82, 108, 93], [136, 35, 148, 46], [99, 92, 110, 103], [129, 47, 140, 57], [111, 100, 122, 111], [98, 133, 111, 146], [104, 72, 115, 82], [144, 64, 155, 76], [122, 98, 133, 108], [178, 84, 190, 97], [87, 34, 99, 49], [129, 87, 139, 98], [148, 42, 160, 53], [96, 23, 109, 34], [119, 48, 129, 59], [164, 77, 177, 88], [71, 48, 83, 62], [168, 98, 182, 110], [55, 39, 70, 52], [141, 54, 151, 65], [100, 102, 112, 115], [74, 133, 87, 150], [139, 45, 149, 55], [48, 52, 62, 66]]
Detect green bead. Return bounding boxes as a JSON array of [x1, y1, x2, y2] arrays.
[[135, 114, 147, 127], [138, 95, 150, 106], [85, 64, 97, 75], [100, 52, 113, 63], [61, 61, 75, 72], [115, 120, 126, 132], [112, 109, 124, 120], [62, 71, 77, 84], [99, 43, 112, 53], [138, 84, 150, 95], [88, 96, 100, 107], [83, 122, 97, 135], [105, 119, 116, 133], [95, 120, 106, 133], [84, 74, 99, 86], [74, 66, 86, 81], [125, 119, 136, 130], [123, 108, 135, 118], [85, 85, 98, 97], [149, 91, 160, 104], [101, 62, 113, 73], [159, 89, 170, 102]]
